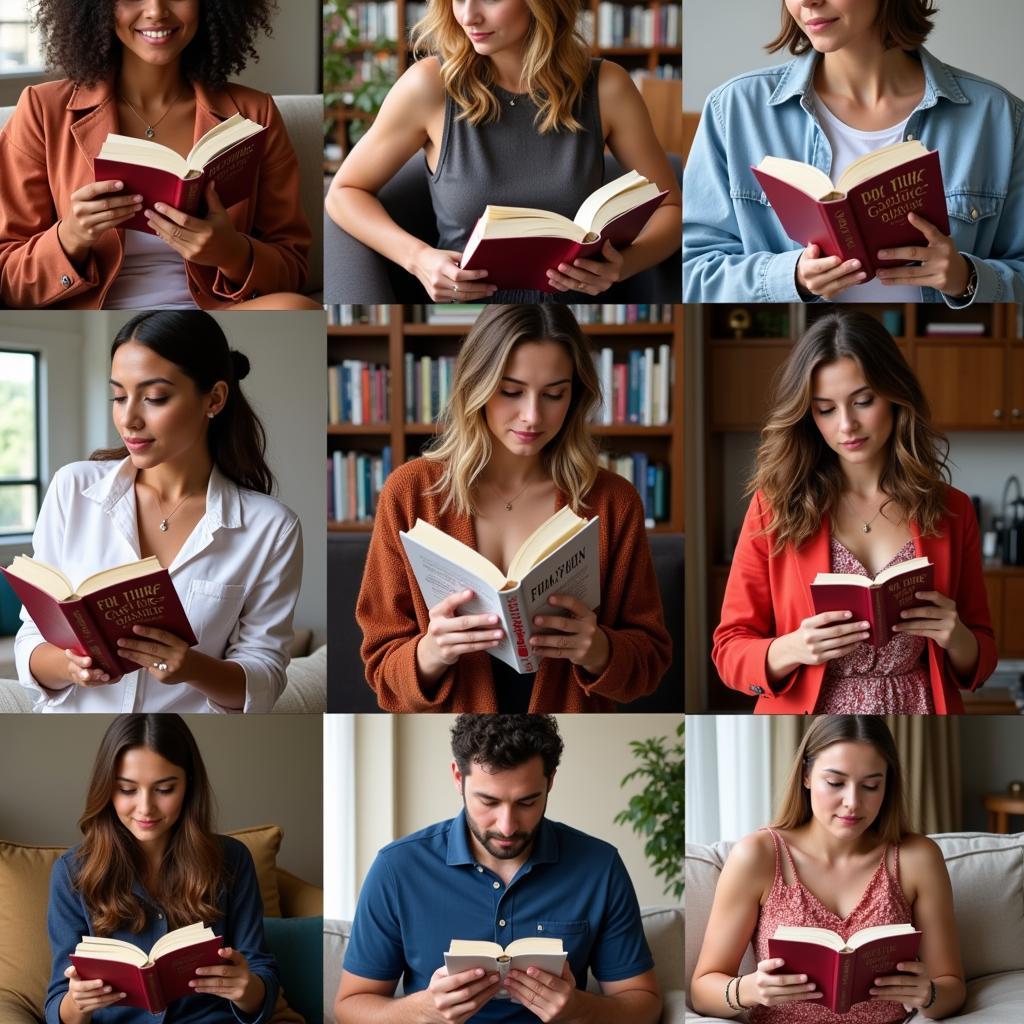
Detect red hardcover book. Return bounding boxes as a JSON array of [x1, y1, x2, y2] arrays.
[[751, 141, 949, 281], [769, 924, 921, 1014], [1, 555, 197, 677], [613, 364, 628, 423], [811, 556, 934, 649], [460, 170, 668, 291], [70, 923, 222, 1014], [94, 114, 267, 234]]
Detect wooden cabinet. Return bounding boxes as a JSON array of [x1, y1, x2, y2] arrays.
[[1010, 346, 1024, 430], [913, 344, 1008, 429], [982, 569, 1024, 659], [710, 344, 790, 431]]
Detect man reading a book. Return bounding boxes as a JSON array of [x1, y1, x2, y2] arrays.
[[334, 715, 662, 1024]]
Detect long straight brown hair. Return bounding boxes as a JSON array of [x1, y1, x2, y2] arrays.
[[749, 310, 951, 554], [771, 716, 910, 845], [74, 715, 223, 936]]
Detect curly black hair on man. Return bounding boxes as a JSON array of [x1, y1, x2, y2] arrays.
[[451, 715, 564, 779], [33, 0, 277, 87]]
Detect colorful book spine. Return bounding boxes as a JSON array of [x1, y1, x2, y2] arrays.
[[597, 453, 669, 525], [407, 355, 457, 423], [328, 447, 393, 523], [328, 362, 390, 424], [325, 304, 391, 326], [590, 346, 673, 425]]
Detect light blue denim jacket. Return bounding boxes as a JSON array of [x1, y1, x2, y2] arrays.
[[683, 47, 1024, 304]]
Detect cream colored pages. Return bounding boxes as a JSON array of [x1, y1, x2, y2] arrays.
[[5, 555, 75, 600], [834, 141, 929, 194], [506, 505, 588, 583], [75, 556, 165, 597]]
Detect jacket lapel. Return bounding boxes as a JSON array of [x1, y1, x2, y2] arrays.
[[67, 78, 120, 164], [791, 515, 832, 621]]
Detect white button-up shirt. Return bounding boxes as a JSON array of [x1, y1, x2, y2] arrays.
[[14, 458, 302, 713]]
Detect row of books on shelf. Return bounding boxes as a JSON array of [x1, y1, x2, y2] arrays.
[[579, 3, 681, 49], [568, 304, 674, 324], [326, 305, 392, 326], [336, 2, 402, 45], [597, 452, 671, 525], [327, 346, 674, 426], [329, 447, 393, 523], [327, 446, 670, 524]]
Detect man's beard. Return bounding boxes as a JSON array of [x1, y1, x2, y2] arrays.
[[463, 795, 544, 860]]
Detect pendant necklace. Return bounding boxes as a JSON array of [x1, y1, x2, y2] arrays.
[[845, 494, 888, 534], [120, 87, 184, 139], [154, 492, 193, 532], [491, 479, 533, 511]]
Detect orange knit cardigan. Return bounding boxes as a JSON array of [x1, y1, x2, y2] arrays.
[[355, 457, 673, 712]]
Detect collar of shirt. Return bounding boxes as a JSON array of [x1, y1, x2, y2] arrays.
[[445, 808, 559, 874], [767, 45, 969, 111], [81, 457, 242, 571]]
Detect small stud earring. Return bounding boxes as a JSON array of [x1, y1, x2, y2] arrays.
[[207, 412, 215, 419]]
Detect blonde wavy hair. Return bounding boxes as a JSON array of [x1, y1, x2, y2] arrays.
[[749, 310, 952, 553], [424, 305, 601, 517], [410, 0, 592, 133]]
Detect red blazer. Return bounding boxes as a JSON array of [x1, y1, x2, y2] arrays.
[[712, 487, 996, 714], [0, 78, 309, 308]]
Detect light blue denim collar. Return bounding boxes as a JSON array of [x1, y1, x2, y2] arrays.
[[767, 45, 969, 109]]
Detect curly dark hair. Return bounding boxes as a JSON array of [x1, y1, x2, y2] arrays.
[[33, 0, 277, 87], [451, 715, 564, 779]]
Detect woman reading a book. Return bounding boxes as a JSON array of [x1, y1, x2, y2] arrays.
[[0, 0, 316, 310], [690, 715, 965, 1021], [46, 713, 278, 1023], [14, 311, 302, 713], [325, 0, 681, 301], [683, 0, 1024, 303], [356, 303, 672, 712], [712, 311, 994, 714]]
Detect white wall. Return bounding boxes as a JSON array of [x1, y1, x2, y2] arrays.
[[344, 714, 683, 909], [684, 0, 1024, 111]]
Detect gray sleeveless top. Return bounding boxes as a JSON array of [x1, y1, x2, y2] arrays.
[[428, 59, 606, 300]]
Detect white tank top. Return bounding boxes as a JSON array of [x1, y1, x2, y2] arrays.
[[812, 93, 923, 305], [104, 230, 198, 309]]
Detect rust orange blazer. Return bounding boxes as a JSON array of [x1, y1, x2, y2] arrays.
[[0, 78, 309, 309], [712, 487, 996, 714]]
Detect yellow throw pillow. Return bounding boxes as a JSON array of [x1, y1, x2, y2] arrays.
[[227, 824, 284, 918]]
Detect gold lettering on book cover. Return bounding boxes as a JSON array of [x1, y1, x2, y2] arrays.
[[95, 583, 168, 627], [860, 167, 931, 224]]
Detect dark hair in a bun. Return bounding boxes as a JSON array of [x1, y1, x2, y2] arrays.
[[94, 312, 274, 495]]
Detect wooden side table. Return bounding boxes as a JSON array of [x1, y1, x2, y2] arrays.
[[982, 793, 1024, 833]]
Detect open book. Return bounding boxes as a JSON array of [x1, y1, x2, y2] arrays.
[[752, 141, 949, 280], [70, 922, 222, 1013], [811, 556, 933, 649], [460, 170, 669, 291], [1, 554, 197, 677], [445, 938, 567, 1001], [769, 923, 921, 1014], [400, 506, 600, 673], [95, 113, 267, 232]]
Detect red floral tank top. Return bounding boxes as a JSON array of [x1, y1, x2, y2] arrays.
[[751, 829, 912, 1024]]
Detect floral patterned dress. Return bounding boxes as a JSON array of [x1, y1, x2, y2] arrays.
[[815, 537, 933, 714], [751, 829, 912, 1024]]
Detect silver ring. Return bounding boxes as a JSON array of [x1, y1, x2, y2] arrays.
[[153, 661, 169, 672], [452, 283, 459, 293]]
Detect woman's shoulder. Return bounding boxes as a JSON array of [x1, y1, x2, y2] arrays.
[[217, 833, 255, 863], [924, 49, 1024, 113], [705, 58, 799, 110], [389, 56, 445, 109], [216, 81, 278, 118], [51, 459, 117, 491], [586, 466, 643, 506], [720, 830, 778, 890], [384, 456, 442, 490], [938, 484, 975, 523], [234, 484, 300, 532]]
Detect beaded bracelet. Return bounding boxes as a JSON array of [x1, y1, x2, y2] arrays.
[[923, 979, 938, 1009], [735, 975, 751, 1010], [724, 975, 737, 1011]]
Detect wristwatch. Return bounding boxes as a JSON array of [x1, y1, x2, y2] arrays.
[[955, 259, 978, 301]]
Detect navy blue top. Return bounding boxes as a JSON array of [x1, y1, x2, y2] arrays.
[[344, 811, 654, 1021], [46, 835, 278, 1024]]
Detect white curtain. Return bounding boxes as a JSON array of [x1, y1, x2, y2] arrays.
[[686, 716, 773, 844], [323, 714, 356, 921]]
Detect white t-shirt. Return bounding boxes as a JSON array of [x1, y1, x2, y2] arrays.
[[14, 459, 303, 713], [812, 93, 923, 304], [103, 229, 197, 309]]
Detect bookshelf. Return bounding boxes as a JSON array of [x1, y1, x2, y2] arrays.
[[323, 1, 682, 164], [697, 301, 1024, 712], [327, 304, 684, 534]]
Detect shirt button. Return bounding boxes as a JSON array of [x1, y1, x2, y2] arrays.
[[970, 208, 979, 221], [156, 913, 163, 920], [249, 290, 259, 299], [60, 274, 72, 287], [537, 924, 544, 932], [750, 685, 764, 695], [476, 865, 484, 873], [906, 133, 915, 141], [492, 881, 501, 890], [498, 919, 506, 927]]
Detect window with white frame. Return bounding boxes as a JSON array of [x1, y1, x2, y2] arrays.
[[0, 349, 41, 537], [0, 0, 43, 73]]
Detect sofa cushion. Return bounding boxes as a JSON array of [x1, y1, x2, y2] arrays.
[[274, 645, 327, 714], [265, 915, 324, 1024], [0, 840, 65, 1021], [932, 833, 1024, 981], [641, 906, 684, 992], [229, 825, 284, 918]]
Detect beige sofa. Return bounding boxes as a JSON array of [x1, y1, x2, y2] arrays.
[[0, 825, 323, 1023], [0, 643, 326, 713], [0, 93, 323, 297], [323, 906, 686, 1024], [684, 833, 1024, 1023]]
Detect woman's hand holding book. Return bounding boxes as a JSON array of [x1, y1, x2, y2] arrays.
[[528, 594, 610, 677], [63, 964, 127, 1018], [115, 624, 195, 683], [795, 243, 866, 299], [869, 959, 933, 1011], [875, 213, 971, 296], [57, 179, 143, 265], [741, 957, 823, 1009], [188, 947, 263, 1013], [417, 589, 507, 683], [546, 239, 625, 296], [766, 610, 871, 682], [409, 246, 497, 302]]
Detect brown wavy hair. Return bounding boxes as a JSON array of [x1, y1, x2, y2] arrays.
[[73, 715, 223, 936], [410, 0, 592, 133], [749, 310, 951, 554], [767, 0, 937, 54], [772, 716, 910, 845], [423, 304, 601, 517]]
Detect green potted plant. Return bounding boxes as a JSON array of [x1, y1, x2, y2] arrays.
[[615, 719, 684, 901]]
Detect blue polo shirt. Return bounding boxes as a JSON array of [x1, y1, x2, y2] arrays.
[[344, 811, 654, 1021]]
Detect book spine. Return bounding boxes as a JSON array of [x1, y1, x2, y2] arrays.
[[178, 175, 204, 218], [872, 586, 888, 649], [824, 199, 873, 277], [497, 588, 535, 672], [835, 951, 853, 1015], [63, 601, 122, 677], [142, 965, 164, 1014]]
